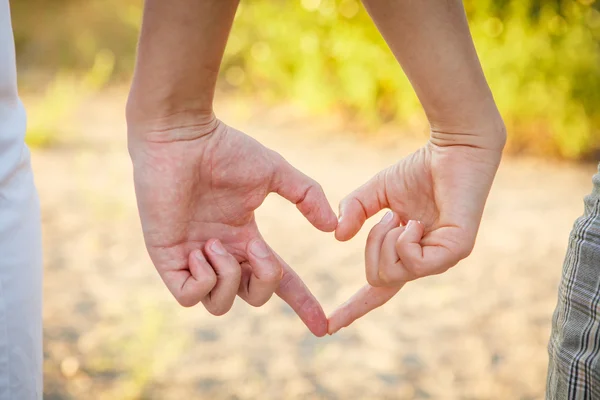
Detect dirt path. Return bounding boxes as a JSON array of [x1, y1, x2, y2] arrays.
[[34, 91, 598, 400]]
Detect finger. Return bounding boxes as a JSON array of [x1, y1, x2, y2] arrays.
[[364, 211, 401, 286], [162, 249, 218, 308], [376, 225, 411, 285], [271, 155, 338, 233], [327, 284, 402, 335], [237, 239, 282, 307], [274, 254, 328, 337], [395, 219, 428, 278], [397, 222, 466, 278], [201, 239, 242, 316], [335, 170, 388, 242]]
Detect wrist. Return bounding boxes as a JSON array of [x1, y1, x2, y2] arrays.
[[126, 96, 220, 143], [428, 108, 506, 152], [126, 75, 215, 121]]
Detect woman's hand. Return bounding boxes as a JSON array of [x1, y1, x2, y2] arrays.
[[328, 133, 504, 334]]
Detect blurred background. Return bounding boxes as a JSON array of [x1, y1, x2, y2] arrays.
[[11, 0, 600, 398]]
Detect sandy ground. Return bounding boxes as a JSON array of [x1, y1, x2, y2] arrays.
[[33, 91, 599, 400]]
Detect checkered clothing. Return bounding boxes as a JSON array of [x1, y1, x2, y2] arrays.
[[547, 164, 600, 399]]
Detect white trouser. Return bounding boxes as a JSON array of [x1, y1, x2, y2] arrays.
[[0, 2, 43, 399]]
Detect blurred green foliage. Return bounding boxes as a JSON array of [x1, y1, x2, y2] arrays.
[[12, 0, 600, 159], [12, 0, 140, 82]]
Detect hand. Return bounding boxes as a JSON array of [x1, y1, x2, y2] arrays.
[[128, 115, 337, 337], [328, 137, 503, 334]]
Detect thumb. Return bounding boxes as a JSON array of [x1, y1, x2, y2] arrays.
[[335, 170, 388, 242], [272, 155, 337, 232]]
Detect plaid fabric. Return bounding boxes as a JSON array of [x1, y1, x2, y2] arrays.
[[547, 164, 600, 399]]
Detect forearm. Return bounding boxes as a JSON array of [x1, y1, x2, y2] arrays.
[[362, 0, 505, 149], [127, 0, 239, 131]]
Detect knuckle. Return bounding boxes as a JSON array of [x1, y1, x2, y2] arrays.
[[257, 265, 283, 284], [366, 273, 383, 288], [246, 294, 273, 307], [272, 151, 286, 168], [277, 269, 294, 292], [175, 277, 216, 308], [456, 244, 474, 260], [297, 296, 314, 315], [436, 255, 460, 274], [203, 273, 218, 289], [400, 259, 424, 280], [218, 268, 240, 282], [195, 277, 218, 298], [204, 297, 234, 316], [378, 264, 405, 287], [207, 304, 231, 317], [338, 197, 351, 212], [176, 294, 199, 308], [313, 181, 325, 195], [377, 267, 394, 286], [245, 299, 261, 308], [376, 170, 387, 186]]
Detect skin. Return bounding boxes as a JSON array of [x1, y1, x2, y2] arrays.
[[328, 140, 503, 333], [328, 0, 506, 333], [127, 0, 506, 337], [127, 0, 336, 337]]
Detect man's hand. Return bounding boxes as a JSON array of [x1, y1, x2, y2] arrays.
[[328, 134, 504, 334], [128, 115, 337, 337], [127, 0, 337, 337]]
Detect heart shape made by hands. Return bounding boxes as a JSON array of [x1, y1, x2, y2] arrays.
[[130, 116, 501, 337]]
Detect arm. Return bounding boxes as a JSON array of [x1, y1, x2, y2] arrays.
[[127, 0, 237, 134], [127, 0, 337, 336], [362, 0, 505, 148], [329, 0, 506, 333]]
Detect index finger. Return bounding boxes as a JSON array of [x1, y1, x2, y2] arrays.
[[274, 254, 328, 337], [271, 156, 338, 233], [327, 284, 402, 335]]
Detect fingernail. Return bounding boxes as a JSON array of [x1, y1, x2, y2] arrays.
[[250, 239, 270, 258], [406, 220, 421, 229], [338, 205, 345, 223], [194, 249, 205, 260], [380, 211, 394, 224], [210, 240, 227, 255]]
